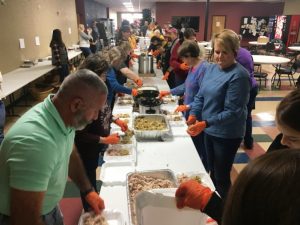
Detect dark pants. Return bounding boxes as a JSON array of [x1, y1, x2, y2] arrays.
[[174, 74, 186, 87], [244, 86, 258, 148], [58, 64, 70, 82], [79, 155, 100, 211], [192, 133, 209, 172], [80, 47, 92, 58], [0, 205, 64, 225], [162, 68, 176, 89], [204, 133, 242, 198]]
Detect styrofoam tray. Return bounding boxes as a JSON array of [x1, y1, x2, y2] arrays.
[[176, 171, 215, 191], [135, 188, 208, 225], [78, 209, 125, 225], [100, 162, 134, 186], [111, 118, 133, 129], [103, 144, 136, 164]]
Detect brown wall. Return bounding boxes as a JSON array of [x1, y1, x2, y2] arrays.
[[284, 0, 300, 15], [0, 0, 78, 74]]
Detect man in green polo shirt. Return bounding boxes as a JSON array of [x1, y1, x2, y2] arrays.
[[0, 69, 108, 225]]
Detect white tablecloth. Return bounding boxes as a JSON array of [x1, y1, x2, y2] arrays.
[[252, 55, 290, 65], [100, 60, 211, 225]]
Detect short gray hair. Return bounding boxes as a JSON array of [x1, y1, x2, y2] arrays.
[[56, 69, 108, 99]]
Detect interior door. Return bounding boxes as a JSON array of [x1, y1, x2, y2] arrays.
[[211, 16, 226, 37]]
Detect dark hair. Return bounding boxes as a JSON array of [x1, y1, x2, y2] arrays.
[[178, 40, 200, 58], [222, 149, 300, 225], [79, 54, 109, 76], [276, 89, 300, 132], [183, 28, 196, 39], [50, 29, 65, 47]]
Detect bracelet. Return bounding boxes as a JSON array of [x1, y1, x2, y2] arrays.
[[82, 187, 94, 197]]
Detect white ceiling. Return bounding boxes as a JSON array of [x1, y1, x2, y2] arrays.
[[95, 0, 285, 13]]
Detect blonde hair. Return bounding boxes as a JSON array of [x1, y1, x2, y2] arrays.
[[212, 29, 240, 56], [118, 41, 132, 54], [78, 24, 85, 32]]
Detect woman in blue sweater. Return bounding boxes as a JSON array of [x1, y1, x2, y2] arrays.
[[105, 47, 138, 106], [187, 29, 250, 198], [160, 40, 209, 170]]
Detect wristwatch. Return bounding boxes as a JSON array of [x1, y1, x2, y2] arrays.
[[82, 187, 94, 197]]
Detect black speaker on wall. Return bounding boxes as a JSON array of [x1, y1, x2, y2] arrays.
[[142, 9, 152, 23]]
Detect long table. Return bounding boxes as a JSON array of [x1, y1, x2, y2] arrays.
[[100, 64, 212, 225], [2, 50, 82, 115]]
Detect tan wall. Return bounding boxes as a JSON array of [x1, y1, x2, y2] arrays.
[[284, 0, 300, 15], [0, 0, 78, 74]]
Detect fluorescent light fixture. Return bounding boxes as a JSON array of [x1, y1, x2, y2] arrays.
[[123, 2, 133, 6]]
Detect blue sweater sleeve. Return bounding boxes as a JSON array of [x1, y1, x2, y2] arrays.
[[170, 83, 185, 96], [206, 75, 250, 126], [107, 68, 132, 95]]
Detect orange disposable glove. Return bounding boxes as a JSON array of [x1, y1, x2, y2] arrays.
[[101, 133, 120, 144], [132, 89, 138, 96], [187, 121, 207, 136], [85, 191, 105, 214], [180, 63, 189, 71], [152, 50, 160, 57], [159, 90, 170, 99], [186, 115, 197, 126], [162, 71, 170, 80], [134, 78, 143, 87], [175, 105, 190, 112], [114, 118, 128, 132], [175, 180, 213, 211]]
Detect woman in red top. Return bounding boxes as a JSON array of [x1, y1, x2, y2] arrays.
[[169, 28, 197, 87]]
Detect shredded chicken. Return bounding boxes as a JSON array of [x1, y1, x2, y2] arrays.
[[83, 214, 108, 225], [128, 173, 176, 224], [177, 173, 202, 184]]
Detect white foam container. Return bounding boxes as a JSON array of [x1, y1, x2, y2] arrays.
[[103, 144, 137, 164], [100, 162, 135, 186], [135, 188, 208, 225], [78, 209, 125, 225]]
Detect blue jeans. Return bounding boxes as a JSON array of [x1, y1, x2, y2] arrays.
[[244, 86, 258, 148], [0, 205, 64, 225], [80, 47, 92, 58], [0, 101, 6, 144], [204, 133, 242, 198]]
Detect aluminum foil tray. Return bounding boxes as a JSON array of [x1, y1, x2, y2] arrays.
[[133, 114, 171, 141], [126, 169, 178, 225]]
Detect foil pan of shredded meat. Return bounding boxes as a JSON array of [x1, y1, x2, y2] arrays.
[[126, 169, 178, 225]]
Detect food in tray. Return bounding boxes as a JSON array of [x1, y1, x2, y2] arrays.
[[83, 213, 108, 225], [119, 129, 134, 144], [115, 113, 130, 118], [119, 96, 133, 101], [118, 99, 134, 105], [134, 116, 167, 130], [171, 115, 183, 121], [161, 110, 180, 116], [162, 95, 177, 103], [107, 148, 130, 156], [128, 173, 176, 224], [177, 173, 202, 184]]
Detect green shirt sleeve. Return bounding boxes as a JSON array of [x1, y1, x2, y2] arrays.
[[7, 135, 58, 192]]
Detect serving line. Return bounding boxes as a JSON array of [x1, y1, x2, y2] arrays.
[[2, 50, 82, 116], [100, 59, 212, 225]]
